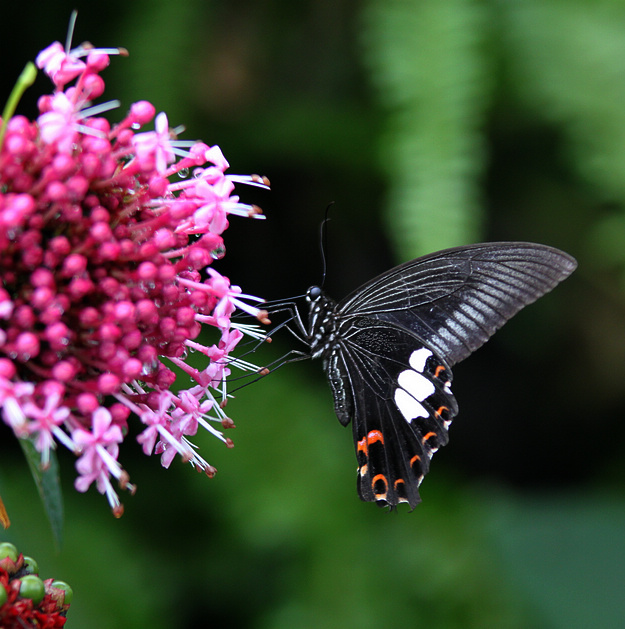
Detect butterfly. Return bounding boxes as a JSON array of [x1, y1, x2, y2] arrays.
[[300, 242, 576, 510]]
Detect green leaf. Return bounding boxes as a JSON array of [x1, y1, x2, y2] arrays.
[[0, 61, 37, 150], [18, 438, 64, 549]]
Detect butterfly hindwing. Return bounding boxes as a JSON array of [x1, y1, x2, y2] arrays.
[[332, 318, 458, 508]]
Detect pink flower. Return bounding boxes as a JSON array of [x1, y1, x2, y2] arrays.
[[137, 391, 174, 457], [131, 112, 176, 173], [73, 408, 128, 516], [0, 34, 271, 514], [35, 41, 86, 88], [37, 92, 80, 150], [22, 387, 72, 468], [0, 379, 33, 437]]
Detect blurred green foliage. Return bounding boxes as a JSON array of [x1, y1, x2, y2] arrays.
[[2, 0, 625, 628], [362, 0, 490, 257]]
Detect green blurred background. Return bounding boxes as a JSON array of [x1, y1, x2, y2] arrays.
[[2, 0, 625, 627]]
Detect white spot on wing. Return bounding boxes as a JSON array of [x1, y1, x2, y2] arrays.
[[409, 347, 432, 373], [394, 388, 428, 423], [397, 369, 435, 401]]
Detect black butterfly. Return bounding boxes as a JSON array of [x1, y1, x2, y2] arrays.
[[299, 242, 576, 510]]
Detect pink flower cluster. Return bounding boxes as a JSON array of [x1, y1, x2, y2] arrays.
[[0, 40, 270, 515]]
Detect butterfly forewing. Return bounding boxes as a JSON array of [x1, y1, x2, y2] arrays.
[[338, 242, 577, 366], [307, 242, 577, 509]]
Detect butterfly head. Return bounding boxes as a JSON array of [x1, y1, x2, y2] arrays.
[[306, 285, 323, 303]]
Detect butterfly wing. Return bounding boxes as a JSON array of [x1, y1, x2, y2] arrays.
[[338, 242, 577, 366], [329, 318, 458, 508], [319, 242, 576, 508]]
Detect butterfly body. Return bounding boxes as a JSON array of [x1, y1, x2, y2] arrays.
[[305, 242, 576, 509]]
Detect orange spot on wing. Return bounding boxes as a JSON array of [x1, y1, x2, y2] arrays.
[[434, 365, 446, 378], [422, 431, 437, 444], [435, 406, 449, 417], [357, 436, 367, 455], [394, 478, 408, 501], [357, 430, 385, 456], [372, 474, 388, 499]]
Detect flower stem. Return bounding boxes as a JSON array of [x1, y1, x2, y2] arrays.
[[0, 61, 38, 150]]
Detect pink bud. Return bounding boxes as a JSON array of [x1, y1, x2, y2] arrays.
[[52, 360, 78, 381], [77, 392, 99, 414], [130, 101, 156, 126], [98, 373, 120, 394], [15, 332, 40, 360], [62, 253, 87, 277]]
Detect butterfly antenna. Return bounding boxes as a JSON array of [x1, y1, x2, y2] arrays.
[[319, 202, 334, 288]]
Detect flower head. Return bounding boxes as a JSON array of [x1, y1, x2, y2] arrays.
[[0, 35, 270, 514], [0, 541, 72, 627]]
